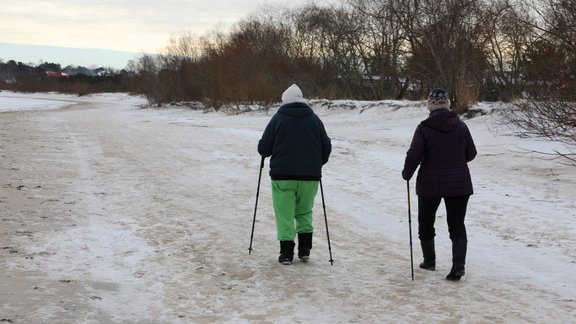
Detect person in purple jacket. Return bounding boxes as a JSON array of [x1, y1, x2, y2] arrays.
[[402, 88, 477, 281]]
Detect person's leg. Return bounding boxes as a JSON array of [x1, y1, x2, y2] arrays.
[[294, 181, 319, 259], [444, 195, 470, 280], [418, 196, 441, 270], [272, 180, 297, 264], [445, 196, 469, 241], [294, 181, 318, 234]]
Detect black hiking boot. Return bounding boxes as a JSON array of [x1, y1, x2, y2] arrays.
[[446, 237, 467, 280], [278, 241, 295, 265], [419, 260, 436, 271], [446, 266, 465, 281], [419, 239, 436, 271], [298, 232, 313, 260]]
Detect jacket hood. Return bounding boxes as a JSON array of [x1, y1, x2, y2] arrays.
[[421, 108, 460, 133], [278, 102, 314, 118]]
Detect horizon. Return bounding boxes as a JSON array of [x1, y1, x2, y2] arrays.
[[0, 42, 143, 70], [0, 1, 321, 70]]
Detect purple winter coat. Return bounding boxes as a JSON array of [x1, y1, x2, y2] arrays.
[[402, 108, 477, 197]]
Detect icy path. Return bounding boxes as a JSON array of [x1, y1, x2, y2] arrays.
[[0, 93, 574, 323]]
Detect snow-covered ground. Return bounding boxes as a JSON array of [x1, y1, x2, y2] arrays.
[[0, 91, 574, 323]]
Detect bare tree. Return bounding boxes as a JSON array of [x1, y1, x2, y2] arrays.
[[292, 4, 366, 98], [155, 33, 204, 102], [531, 0, 576, 53], [346, 0, 409, 99], [396, 0, 492, 113], [500, 0, 576, 162], [523, 0, 576, 98], [484, 0, 535, 101], [503, 97, 576, 163], [130, 54, 173, 105]]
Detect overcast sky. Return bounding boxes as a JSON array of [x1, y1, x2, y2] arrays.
[[0, 0, 322, 68]]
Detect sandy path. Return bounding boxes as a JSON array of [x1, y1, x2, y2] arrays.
[[1, 95, 574, 323]]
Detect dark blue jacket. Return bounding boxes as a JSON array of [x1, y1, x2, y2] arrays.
[[258, 102, 331, 180], [402, 109, 477, 197]]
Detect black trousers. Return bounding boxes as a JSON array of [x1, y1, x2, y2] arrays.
[[418, 196, 470, 242]]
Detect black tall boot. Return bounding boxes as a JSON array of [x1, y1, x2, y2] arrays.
[[419, 239, 436, 271], [446, 237, 467, 281], [298, 232, 313, 260], [278, 241, 295, 265]]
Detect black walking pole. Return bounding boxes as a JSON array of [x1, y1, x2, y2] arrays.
[[407, 180, 414, 281], [320, 180, 334, 265], [248, 156, 265, 255]]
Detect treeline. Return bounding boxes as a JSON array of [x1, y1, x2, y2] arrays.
[[1, 0, 575, 115], [129, 0, 576, 113], [0, 60, 138, 95]]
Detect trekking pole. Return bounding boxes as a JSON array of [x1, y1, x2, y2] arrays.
[[248, 156, 265, 255], [407, 180, 414, 281], [320, 180, 334, 265]]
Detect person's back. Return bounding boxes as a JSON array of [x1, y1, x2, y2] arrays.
[[258, 100, 329, 180], [409, 108, 476, 197]]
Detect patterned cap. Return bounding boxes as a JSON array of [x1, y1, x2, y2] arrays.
[[427, 88, 450, 111]]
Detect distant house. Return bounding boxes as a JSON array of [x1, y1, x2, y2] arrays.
[[1, 77, 17, 84], [45, 71, 69, 78]]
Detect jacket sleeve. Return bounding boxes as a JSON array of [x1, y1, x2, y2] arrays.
[[402, 125, 425, 181], [258, 116, 276, 157], [463, 124, 477, 162], [319, 121, 332, 165]]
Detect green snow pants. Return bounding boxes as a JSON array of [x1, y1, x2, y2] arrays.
[[272, 180, 319, 241]]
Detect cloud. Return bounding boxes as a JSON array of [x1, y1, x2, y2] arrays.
[[0, 0, 308, 52]]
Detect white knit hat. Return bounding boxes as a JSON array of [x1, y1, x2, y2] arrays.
[[427, 88, 450, 111], [281, 84, 307, 105]]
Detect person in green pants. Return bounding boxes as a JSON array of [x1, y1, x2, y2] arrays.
[[258, 84, 332, 265]]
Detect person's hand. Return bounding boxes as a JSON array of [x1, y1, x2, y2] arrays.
[[402, 170, 411, 181]]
